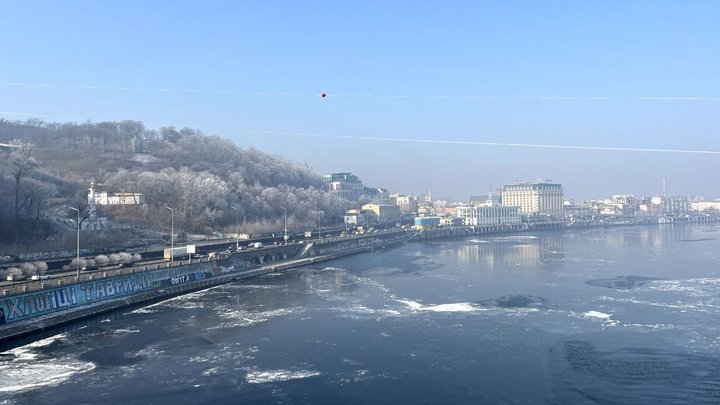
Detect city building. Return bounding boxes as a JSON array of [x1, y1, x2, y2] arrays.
[[344, 209, 368, 226], [469, 194, 501, 206], [440, 217, 464, 227], [455, 204, 521, 226], [391, 194, 418, 214], [361, 203, 401, 224], [414, 216, 440, 230], [364, 187, 389, 203], [692, 201, 720, 213], [650, 195, 691, 216], [88, 181, 143, 206], [501, 181, 563, 215], [417, 202, 435, 217], [323, 172, 366, 201]]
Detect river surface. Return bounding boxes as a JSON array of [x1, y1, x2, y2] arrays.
[[1, 224, 720, 404]]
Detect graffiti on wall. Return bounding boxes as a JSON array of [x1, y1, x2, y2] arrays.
[[1, 263, 239, 323]]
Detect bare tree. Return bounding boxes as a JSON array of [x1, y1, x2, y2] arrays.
[[8, 140, 38, 222]]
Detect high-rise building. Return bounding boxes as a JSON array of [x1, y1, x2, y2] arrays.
[[501, 181, 564, 215]]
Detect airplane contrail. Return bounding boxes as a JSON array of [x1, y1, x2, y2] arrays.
[[249, 130, 720, 155], [0, 111, 70, 119], [2, 110, 717, 155], [2, 82, 719, 101]]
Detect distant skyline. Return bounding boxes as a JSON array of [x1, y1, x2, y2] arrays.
[[1, 1, 718, 200]]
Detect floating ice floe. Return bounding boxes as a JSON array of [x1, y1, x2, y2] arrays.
[[245, 369, 320, 384], [582, 311, 620, 326], [397, 299, 477, 313], [209, 307, 301, 329], [0, 334, 96, 393]]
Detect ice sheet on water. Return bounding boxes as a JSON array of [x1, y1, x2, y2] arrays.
[[228, 284, 283, 290], [209, 305, 302, 329], [649, 277, 720, 295], [476, 295, 547, 309], [0, 334, 95, 394], [245, 369, 320, 384], [586, 275, 661, 290], [396, 299, 478, 313], [552, 340, 720, 404], [127, 289, 213, 314], [582, 310, 619, 326]]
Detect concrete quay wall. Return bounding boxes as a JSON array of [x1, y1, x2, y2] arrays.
[[0, 234, 404, 345]]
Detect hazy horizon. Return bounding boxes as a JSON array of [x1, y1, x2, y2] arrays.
[[1, 1, 718, 201]]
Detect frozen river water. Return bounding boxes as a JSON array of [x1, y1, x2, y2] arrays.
[[1, 224, 719, 404]]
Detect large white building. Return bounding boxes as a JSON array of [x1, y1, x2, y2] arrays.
[[92, 191, 143, 205], [501, 181, 564, 215], [88, 181, 143, 206], [455, 204, 521, 226], [692, 201, 720, 212]]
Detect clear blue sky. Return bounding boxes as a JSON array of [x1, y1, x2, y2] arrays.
[[1, 1, 718, 200]]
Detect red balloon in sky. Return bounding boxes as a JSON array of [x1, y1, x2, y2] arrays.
[[321, 92, 327, 97]]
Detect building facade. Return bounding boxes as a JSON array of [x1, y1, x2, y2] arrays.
[[323, 172, 366, 201], [361, 203, 401, 224], [692, 201, 720, 212], [501, 181, 563, 215], [650, 195, 691, 215], [455, 204, 521, 226], [391, 194, 418, 214], [92, 192, 144, 205]]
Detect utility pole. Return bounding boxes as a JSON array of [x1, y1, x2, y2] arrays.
[[232, 206, 239, 250], [282, 207, 288, 245], [69, 207, 80, 279], [165, 206, 174, 262]]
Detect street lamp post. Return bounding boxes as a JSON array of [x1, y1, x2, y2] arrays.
[[231, 206, 239, 250], [69, 207, 80, 279], [165, 206, 174, 262], [282, 207, 288, 245], [317, 214, 322, 241]]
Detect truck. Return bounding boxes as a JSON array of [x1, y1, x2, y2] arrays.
[[163, 245, 196, 260], [252, 242, 263, 249], [304, 231, 312, 238]]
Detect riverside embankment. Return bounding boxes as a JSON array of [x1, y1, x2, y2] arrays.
[[0, 230, 407, 345]]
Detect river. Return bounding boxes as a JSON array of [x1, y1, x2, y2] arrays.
[[1, 224, 719, 404]]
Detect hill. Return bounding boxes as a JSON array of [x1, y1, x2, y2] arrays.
[[0, 119, 351, 252]]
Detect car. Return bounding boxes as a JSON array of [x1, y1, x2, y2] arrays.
[[31, 274, 51, 280], [192, 254, 207, 259]]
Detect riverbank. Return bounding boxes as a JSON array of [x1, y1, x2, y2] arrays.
[[410, 215, 719, 242], [0, 239, 399, 347]]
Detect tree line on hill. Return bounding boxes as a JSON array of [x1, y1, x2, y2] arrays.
[[0, 119, 353, 252]]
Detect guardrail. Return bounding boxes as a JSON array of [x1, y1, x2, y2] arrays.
[[0, 231, 408, 296], [0, 254, 229, 296]]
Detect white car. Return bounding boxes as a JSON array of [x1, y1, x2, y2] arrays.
[[31, 275, 51, 280]]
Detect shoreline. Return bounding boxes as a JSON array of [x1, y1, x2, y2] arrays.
[[1, 219, 716, 347], [0, 240, 401, 348]]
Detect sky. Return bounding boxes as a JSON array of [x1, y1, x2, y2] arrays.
[[1, 1, 718, 201]]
